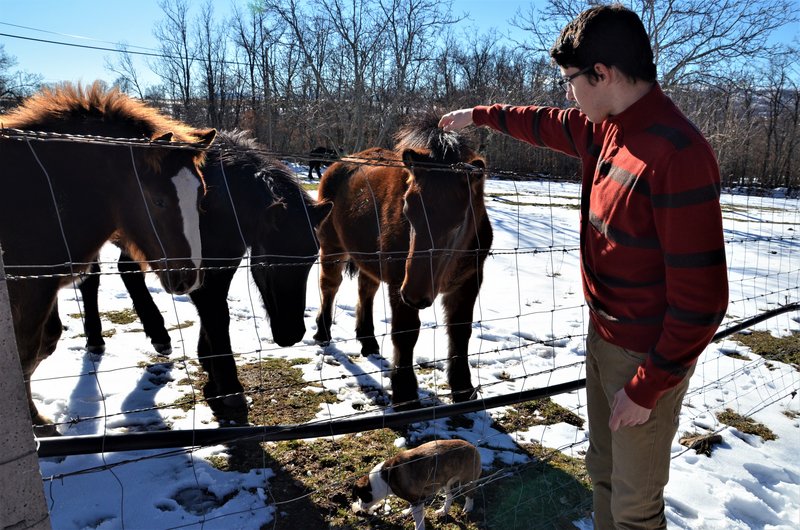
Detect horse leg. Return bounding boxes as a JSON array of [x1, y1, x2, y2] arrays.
[[190, 270, 247, 423], [355, 272, 380, 356], [388, 288, 421, 410], [117, 253, 171, 354], [441, 285, 479, 403], [12, 283, 62, 433], [26, 301, 64, 435], [314, 256, 345, 345], [79, 261, 105, 354]]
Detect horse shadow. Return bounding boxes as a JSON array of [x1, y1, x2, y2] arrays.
[[319, 339, 394, 409]]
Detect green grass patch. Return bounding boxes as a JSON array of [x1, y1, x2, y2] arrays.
[[481, 442, 592, 530], [495, 398, 585, 432], [241, 358, 339, 426], [101, 309, 139, 325], [734, 330, 799, 369], [716, 408, 777, 441], [69, 309, 139, 325]]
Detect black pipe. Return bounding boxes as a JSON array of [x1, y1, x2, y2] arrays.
[[712, 302, 799, 342], [37, 379, 586, 457]]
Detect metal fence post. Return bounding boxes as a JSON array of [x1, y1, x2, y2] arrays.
[[0, 246, 51, 530]]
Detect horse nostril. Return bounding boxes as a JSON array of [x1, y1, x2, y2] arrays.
[[401, 291, 432, 310]]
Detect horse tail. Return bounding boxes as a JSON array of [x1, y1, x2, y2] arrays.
[[345, 259, 358, 279]]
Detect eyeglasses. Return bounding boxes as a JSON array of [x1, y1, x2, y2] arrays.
[[557, 66, 592, 90]]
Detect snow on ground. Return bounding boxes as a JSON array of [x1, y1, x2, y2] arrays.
[[28, 175, 800, 529]]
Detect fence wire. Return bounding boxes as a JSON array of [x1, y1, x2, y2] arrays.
[[2, 133, 798, 529]]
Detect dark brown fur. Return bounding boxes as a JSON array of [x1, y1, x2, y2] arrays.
[[314, 113, 493, 408]]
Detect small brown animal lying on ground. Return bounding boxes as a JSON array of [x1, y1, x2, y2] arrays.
[[352, 439, 482, 530]]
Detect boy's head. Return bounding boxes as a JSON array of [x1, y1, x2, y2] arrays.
[[550, 4, 657, 84]]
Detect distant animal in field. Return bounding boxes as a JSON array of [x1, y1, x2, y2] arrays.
[[78, 129, 332, 423], [314, 112, 493, 409], [352, 439, 482, 530], [0, 81, 216, 434], [307, 146, 340, 179]]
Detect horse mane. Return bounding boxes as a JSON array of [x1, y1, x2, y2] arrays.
[[214, 129, 311, 206], [1, 81, 205, 145], [393, 110, 478, 164]]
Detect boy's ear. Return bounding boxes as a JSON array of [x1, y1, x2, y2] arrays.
[[594, 63, 612, 82]]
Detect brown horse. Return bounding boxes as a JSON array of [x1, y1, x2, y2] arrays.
[[314, 113, 493, 409], [0, 82, 215, 433]]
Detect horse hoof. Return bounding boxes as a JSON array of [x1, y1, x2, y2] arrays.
[[313, 333, 331, 347], [86, 343, 106, 355], [359, 339, 380, 356], [152, 342, 172, 355], [208, 394, 249, 424]]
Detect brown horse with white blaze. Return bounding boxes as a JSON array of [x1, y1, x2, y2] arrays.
[[0, 82, 215, 433], [314, 113, 493, 409]]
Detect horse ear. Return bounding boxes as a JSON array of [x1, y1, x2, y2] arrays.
[[469, 158, 487, 181], [401, 148, 427, 170], [194, 128, 217, 148], [470, 158, 486, 171], [152, 132, 174, 143], [309, 200, 333, 228]]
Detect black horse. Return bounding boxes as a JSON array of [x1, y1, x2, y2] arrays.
[[307, 146, 341, 180], [79, 130, 332, 422]]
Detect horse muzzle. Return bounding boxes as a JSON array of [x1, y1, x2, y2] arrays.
[[400, 288, 433, 310], [159, 265, 203, 295]]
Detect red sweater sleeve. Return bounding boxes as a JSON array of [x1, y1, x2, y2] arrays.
[[473, 104, 595, 160]]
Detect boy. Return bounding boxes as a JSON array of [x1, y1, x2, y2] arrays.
[[439, 5, 728, 528]]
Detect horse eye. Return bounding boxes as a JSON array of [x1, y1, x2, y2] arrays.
[[152, 197, 167, 208]]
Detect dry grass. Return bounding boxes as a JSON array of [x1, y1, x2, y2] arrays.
[[734, 330, 800, 369], [716, 408, 777, 441]]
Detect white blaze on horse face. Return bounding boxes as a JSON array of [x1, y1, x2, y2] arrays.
[[171, 167, 203, 288]]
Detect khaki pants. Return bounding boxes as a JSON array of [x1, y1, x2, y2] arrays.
[[585, 323, 693, 529]]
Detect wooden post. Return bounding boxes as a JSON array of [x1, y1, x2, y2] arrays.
[[0, 246, 51, 530]]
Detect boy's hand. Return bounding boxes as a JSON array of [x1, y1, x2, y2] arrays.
[[609, 388, 652, 431], [439, 108, 474, 131]]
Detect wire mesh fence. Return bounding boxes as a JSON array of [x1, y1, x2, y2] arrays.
[[1, 132, 798, 529]]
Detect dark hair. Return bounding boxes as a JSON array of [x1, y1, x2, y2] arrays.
[[549, 4, 657, 83]]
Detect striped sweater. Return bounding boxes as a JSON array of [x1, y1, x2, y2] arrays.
[[473, 84, 728, 408]]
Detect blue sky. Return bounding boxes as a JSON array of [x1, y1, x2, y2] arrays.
[[1, 0, 797, 87], [0, 0, 540, 86]]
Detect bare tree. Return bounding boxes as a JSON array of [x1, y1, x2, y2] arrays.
[[512, 0, 797, 88], [152, 0, 195, 118], [373, 0, 457, 144], [196, 0, 230, 128], [319, 0, 389, 150], [0, 45, 42, 105], [105, 46, 147, 99]]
